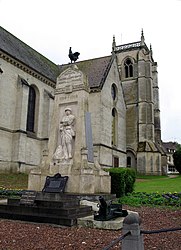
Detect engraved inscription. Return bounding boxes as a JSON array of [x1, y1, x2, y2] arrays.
[[57, 94, 78, 102], [20, 191, 37, 206], [57, 70, 82, 85]]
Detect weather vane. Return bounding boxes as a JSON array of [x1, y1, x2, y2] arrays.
[[68, 47, 80, 63]]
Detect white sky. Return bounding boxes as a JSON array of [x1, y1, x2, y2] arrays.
[[0, 0, 181, 144]]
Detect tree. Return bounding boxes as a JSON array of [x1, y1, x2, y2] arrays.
[[173, 143, 181, 174]]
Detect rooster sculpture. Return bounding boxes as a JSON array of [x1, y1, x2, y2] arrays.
[[68, 47, 80, 63]]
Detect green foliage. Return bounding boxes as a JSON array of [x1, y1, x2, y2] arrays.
[[176, 143, 181, 152], [106, 168, 136, 197], [0, 188, 23, 198], [119, 192, 181, 208], [173, 144, 181, 174], [119, 175, 181, 208]]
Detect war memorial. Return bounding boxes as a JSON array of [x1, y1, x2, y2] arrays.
[[0, 26, 167, 228]]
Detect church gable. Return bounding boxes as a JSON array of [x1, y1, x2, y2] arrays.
[[100, 57, 126, 144], [101, 57, 126, 109]]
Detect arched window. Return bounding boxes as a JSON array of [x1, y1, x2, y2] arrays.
[[111, 84, 117, 101], [112, 108, 118, 146], [26, 86, 36, 132], [124, 58, 133, 78]]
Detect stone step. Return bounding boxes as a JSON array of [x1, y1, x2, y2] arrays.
[[8, 197, 80, 208], [0, 208, 77, 226], [0, 204, 93, 226], [0, 192, 116, 227], [36, 192, 116, 202], [0, 204, 92, 217], [35, 199, 80, 208]]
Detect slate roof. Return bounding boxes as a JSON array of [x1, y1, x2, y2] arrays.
[[0, 26, 114, 88], [59, 55, 113, 89], [162, 141, 177, 153], [0, 26, 60, 82]]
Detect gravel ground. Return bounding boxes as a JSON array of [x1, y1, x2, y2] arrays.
[[0, 206, 180, 250]]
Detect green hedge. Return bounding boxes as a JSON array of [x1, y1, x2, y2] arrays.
[[106, 167, 136, 197]]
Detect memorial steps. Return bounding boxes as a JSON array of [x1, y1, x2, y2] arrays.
[[0, 192, 116, 227]]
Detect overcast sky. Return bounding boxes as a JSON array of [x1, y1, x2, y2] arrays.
[[1, 0, 181, 144]]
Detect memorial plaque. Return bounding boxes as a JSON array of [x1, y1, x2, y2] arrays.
[[85, 112, 94, 162], [20, 190, 37, 206], [42, 173, 68, 193]]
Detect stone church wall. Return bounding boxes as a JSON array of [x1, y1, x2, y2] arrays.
[[0, 57, 54, 173], [137, 151, 161, 175], [89, 59, 127, 168]]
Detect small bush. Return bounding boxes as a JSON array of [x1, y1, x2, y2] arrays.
[[106, 167, 136, 197], [0, 188, 23, 198], [173, 148, 181, 174]]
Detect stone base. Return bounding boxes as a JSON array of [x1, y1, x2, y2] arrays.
[[77, 211, 138, 230], [28, 169, 48, 191], [28, 163, 111, 194]]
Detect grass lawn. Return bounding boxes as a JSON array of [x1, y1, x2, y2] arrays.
[[0, 173, 180, 194], [135, 175, 181, 193], [0, 173, 28, 190], [0, 173, 180, 209]]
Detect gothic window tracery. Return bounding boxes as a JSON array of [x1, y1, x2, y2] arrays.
[[124, 58, 133, 78]]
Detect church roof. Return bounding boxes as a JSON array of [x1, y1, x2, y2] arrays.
[[0, 26, 114, 87], [162, 141, 177, 153], [59, 55, 113, 89], [0, 26, 59, 82]]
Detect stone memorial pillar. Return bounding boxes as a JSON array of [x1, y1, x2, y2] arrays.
[[28, 65, 111, 194]]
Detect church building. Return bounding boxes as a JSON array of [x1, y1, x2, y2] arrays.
[[0, 26, 166, 175]]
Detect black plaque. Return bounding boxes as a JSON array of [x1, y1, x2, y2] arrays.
[[42, 173, 68, 193], [20, 190, 37, 206]]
